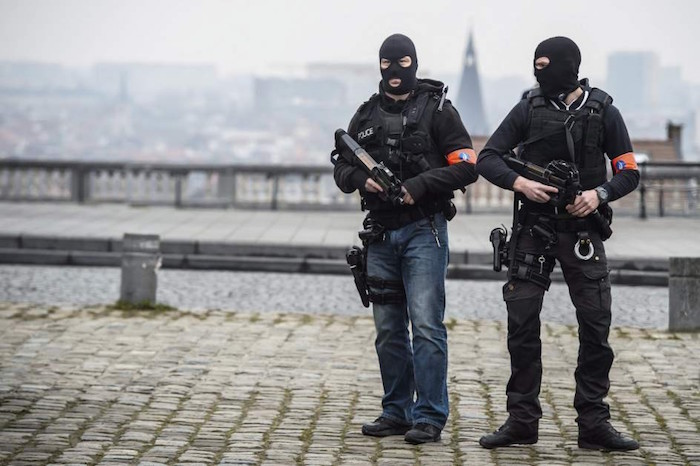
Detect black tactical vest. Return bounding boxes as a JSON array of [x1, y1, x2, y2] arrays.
[[522, 87, 612, 191], [352, 90, 447, 184]]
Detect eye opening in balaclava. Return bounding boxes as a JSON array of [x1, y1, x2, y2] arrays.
[[379, 33, 418, 95], [533, 36, 581, 99]]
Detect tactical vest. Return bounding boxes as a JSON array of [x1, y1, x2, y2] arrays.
[[522, 87, 612, 191], [352, 90, 448, 184]]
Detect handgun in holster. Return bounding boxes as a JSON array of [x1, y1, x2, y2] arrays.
[[346, 246, 369, 308], [490, 226, 509, 272]]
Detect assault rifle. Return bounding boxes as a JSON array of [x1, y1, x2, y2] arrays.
[[503, 154, 612, 240], [331, 129, 405, 205], [504, 156, 578, 208], [490, 155, 613, 272]]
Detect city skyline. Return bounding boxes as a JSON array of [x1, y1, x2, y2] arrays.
[[1, 0, 699, 84]]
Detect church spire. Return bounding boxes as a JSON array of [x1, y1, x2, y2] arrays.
[[455, 30, 489, 136]]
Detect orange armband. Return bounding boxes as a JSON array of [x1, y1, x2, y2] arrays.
[[446, 148, 476, 165], [611, 152, 638, 174]]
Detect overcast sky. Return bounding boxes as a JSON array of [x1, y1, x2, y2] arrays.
[[1, 0, 699, 84]]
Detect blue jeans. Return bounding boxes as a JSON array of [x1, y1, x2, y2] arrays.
[[366, 213, 450, 430]]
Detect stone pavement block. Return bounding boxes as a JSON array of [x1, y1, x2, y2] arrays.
[[1, 306, 699, 464]]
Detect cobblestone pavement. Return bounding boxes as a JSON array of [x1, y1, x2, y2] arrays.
[[0, 304, 698, 465], [0, 265, 668, 329]]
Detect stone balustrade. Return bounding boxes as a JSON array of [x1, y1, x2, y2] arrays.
[[1, 159, 699, 217]]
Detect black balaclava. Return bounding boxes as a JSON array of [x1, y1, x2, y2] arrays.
[[379, 34, 418, 95], [533, 36, 581, 99]]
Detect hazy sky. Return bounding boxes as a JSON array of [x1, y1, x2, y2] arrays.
[[1, 0, 699, 84]]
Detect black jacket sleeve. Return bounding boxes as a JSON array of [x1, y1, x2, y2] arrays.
[[401, 101, 479, 200], [332, 113, 368, 194], [600, 104, 640, 202], [475, 100, 529, 190]]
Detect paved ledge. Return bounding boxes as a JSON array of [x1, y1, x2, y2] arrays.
[[0, 247, 670, 287], [1, 202, 697, 286], [0, 304, 698, 465]]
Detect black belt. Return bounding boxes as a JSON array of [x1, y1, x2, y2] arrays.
[[523, 211, 592, 233], [370, 200, 446, 230]]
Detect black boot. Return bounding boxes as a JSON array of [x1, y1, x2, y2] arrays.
[[479, 417, 538, 449], [404, 423, 441, 444], [361, 417, 411, 437], [578, 422, 639, 451]]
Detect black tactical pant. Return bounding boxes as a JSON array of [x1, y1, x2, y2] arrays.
[[504, 228, 613, 432]]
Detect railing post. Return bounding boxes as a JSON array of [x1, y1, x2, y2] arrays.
[[639, 163, 647, 219], [464, 186, 472, 214], [270, 172, 279, 210], [688, 178, 698, 214], [174, 173, 183, 208], [658, 181, 664, 217], [217, 167, 236, 207], [71, 166, 88, 203], [230, 170, 238, 207]]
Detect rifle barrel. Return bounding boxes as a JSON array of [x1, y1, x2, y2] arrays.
[[336, 130, 378, 172]]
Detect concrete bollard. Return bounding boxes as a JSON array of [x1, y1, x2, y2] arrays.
[[669, 257, 700, 331], [120, 233, 161, 305]]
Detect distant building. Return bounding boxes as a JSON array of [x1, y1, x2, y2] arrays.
[[633, 122, 684, 162], [657, 65, 693, 112], [254, 77, 345, 112], [0, 61, 77, 91], [306, 63, 377, 108], [455, 31, 489, 136], [607, 52, 658, 112], [92, 63, 218, 101]]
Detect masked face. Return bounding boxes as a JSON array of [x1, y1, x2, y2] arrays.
[[533, 36, 581, 99], [379, 34, 418, 95]]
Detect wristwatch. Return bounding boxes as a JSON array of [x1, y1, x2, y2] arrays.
[[595, 186, 609, 204]]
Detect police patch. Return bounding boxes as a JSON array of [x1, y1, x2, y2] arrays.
[[616, 160, 626, 171], [459, 152, 470, 162], [357, 127, 374, 140]]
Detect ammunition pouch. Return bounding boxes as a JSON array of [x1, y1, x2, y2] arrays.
[[401, 132, 429, 155], [442, 200, 457, 221], [527, 216, 558, 251], [495, 212, 556, 289], [594, 203, 614, 241], [509, 251, 556, 290], [359, 216, 386, 245]]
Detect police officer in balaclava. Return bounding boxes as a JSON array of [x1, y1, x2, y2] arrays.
[[332, 34, 479, 444], [475, 36, 640, 451]]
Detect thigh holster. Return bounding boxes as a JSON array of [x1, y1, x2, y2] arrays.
[[366, 276, 405, 304], [509, 251, 556, 290]]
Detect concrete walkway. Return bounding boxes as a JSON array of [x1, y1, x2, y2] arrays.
[[1, 202, 698, 270], [0, 303, 698, 465]]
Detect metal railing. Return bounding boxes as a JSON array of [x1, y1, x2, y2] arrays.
[[637, 161, 700, 218], [1, 158, 698, 217]]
